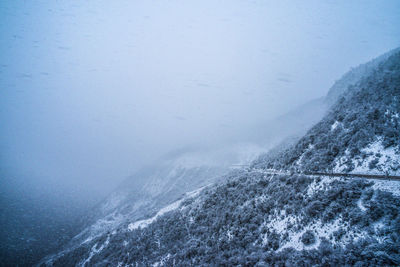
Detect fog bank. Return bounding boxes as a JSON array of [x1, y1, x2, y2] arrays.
[[1, 0, 399, 196]]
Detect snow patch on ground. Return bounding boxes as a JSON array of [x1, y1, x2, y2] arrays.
[[334, 138, 400, 175], [80, 235, 110, 266], [261, 207, 370, 252], [385, 109, 400, 124], [295, 144, 314, 166], [331, 120, 341, 131], [372, 220, 391, 243], [306, 176, 343, 197], [128, 186, 207, 231], [373, 220, 385, 232], [352, 139, 399, 174], [372, 179, 400, 196], [227, 230, 234, 241], [152, 253, 171, 267], [80, 212, 125, 245], [357, 198, 367, 212], [185, 186, 206, 199], [333, 149, 351, 172], [128, 199, 184, 231], [264, 214, 299, 236], [275, 218, 366, 252]]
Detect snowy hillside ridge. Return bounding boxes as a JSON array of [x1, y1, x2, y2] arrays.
[[80, 235, 110, 266], [372, 179, 400, 197], [46, 169, 400, 266], [325, 47, 400, 106], [39, 144, 265, 266], [268, 216, 367, 252], [253, 50, 400, 174], [128, 199, 185, 231], [39, 49, 400, 266], [128, 186, 206, 231], [330, 120, 341, 131], [257, 176, 397, 253], [334, 137, 400, 175]]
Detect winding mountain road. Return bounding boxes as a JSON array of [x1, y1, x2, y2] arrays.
[[247, 168, 400, 182]]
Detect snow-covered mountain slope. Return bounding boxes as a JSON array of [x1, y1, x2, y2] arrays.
[[40, 49, 400, 266], [38, 76, 341, 266], [44, 170, 400, 266], [253, 50, 400, 175], [39, 143, 265, 265], [40, 47, 396, 266], [38, 96, 333, 266]]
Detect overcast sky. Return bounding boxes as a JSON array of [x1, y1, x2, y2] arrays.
[[1, 0, 399, 196]]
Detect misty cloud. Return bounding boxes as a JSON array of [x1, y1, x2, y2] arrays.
[[1, 0, 399, 197]]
